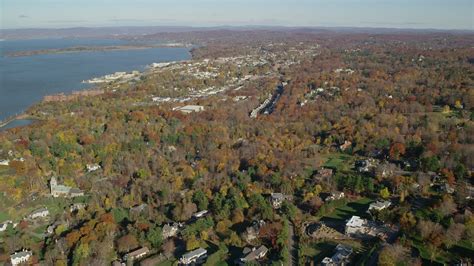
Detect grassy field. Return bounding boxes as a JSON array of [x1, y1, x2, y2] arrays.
[[322, 153, 355, 171], [300, 241, 336, 263], [0, 211, 9, 223], [324, 198, 372, 221]]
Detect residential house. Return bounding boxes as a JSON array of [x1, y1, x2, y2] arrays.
[[321, 244, 353, 266], [193, 210, 208, 219], [243, 220, 265, 243], [70, 203, 86, 212], [124, 247, 150, 261], [0, 159, 10, 166], [367, 201, 391, 212], [238, 245, 268, 265], [179, 248, 207, 265], [375, 163, 396, 178], [325, 191, 345, 202], [345, 216, 367, 235], [28, 208, 49, 220], [162, 223, 180, 239], [173, 105, 205, 114], [10, 249, 32, 266], [0, 220, 13, 232], [339, 140, 352, 151], [345, 216, 388, 238], [50, 177, 84, 198], [355, 159, 377, 173], [270, 193, 291, 209], [86, 164, 101, 172]]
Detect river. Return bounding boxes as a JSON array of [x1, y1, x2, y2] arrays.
[[0, 38, 191, 122]]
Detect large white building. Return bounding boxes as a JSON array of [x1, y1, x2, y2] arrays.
[[345, 216, 367, 235], [50, 177, 84, 198], [173, 105, 205, 114], [179, 248, 207, 265], [28, 208, 49, 220], [10, 250, 32, 266], [124, 247, 149, 261], [367, 200, 391, 212]]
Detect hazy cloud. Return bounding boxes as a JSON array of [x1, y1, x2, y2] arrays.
[[18, 15, 29, 18], [45, 20, 88, 24]]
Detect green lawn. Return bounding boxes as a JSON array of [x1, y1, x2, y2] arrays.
[[321, 153, 354, 172], [324, 198, 372, 221], [0, 211, 9, 223], [300, 241, 336, 262]]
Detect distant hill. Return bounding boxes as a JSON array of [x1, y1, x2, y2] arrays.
[[1, 25, 472, 40]]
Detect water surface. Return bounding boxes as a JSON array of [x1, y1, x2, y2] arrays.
[[0, 38, 191, 122]]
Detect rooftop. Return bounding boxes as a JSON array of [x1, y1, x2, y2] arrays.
[[11, 250, 32, 259], [182, 248, 207, 260], [346, 216, 365, 228], [126, 247, 149, 258]]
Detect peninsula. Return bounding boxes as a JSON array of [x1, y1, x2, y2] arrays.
[[5, 43, 192, 57]]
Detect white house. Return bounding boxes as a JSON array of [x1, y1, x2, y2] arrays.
[[86, 164, 101, 172], [368, 201, 391, 212], [124, 247, 149, 261], [0, 159, 10, 166], [173, 105, 204, 114], [270, 193, 291, 209], [193, 210, 208, 219], [162, 223, 180, 239], [179, 248, 207, 265], [70, 203, 86, 212], [28, 208, 49, 220], [345, 216, 367, 235], [50, 177, 84, 198], [0, 220, 13, 232], [326, 191, 345, 202], [10, 249, 32, 266]]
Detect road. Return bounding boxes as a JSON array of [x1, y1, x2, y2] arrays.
[[288, 221, 298, 266]]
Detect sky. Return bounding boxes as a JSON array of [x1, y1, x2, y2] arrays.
[[1, 0, 473, 30]]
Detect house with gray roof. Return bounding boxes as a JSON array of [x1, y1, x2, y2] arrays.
[[28, 207, 49, 220], [10, 249, 32, 266], [179, 248, 207, 265], [238, 245, 268, 265]]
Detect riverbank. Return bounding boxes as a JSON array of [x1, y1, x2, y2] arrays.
[[0, 113, 38, 131], [5, 43, 192, 57], [0, 113, 29, 128], [0, 38, 192, 122]]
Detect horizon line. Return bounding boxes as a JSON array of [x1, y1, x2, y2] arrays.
[[1, 24, 473, 32]]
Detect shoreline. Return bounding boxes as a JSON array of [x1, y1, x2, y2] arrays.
[[0, 113, 34, 130], [5, 43, 193, 58], [1, 43, 194, 131]]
